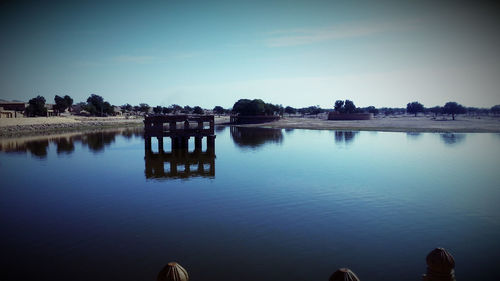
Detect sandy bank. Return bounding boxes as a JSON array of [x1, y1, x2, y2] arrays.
[[0, 116, 142, 137], [232, 115, 500, 133], [1, 115, 499, 137], [0, 116, 231, 137]]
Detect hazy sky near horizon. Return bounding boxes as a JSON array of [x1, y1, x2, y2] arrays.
[[1, 0, 499, 108]]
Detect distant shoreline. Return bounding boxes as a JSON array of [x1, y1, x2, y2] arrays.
[[228, 115, 500, 133], [1, 115, 499, 138]]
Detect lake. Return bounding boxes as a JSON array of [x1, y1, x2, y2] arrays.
[[1, 127, 499, 280]]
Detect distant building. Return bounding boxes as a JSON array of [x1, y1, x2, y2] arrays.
[[0, 102, 26, 118], [0, 102, 26, 111]]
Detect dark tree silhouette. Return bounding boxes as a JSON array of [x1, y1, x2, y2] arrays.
[[122, 103, 133, 112], [153, 106, 162, 114], [162, 107, 172, 114], [213, 106, 225, 115], [139, 103, 150, 114], [232, 99, 264, 115], [26, 96, 47, 117], [171, 104, 182, 114], [406, 101, 424, 116], [54, 95, 68, 114], [491, 105, 500, 115], [443, 102, 466, 120], [429, 106, 442, 117], [343, 100, 356, 113], [284, 106, 296, 115], [64, 95, 73, 111], [193, 106, 204, 114], [334, 100, 344, 112], [364, 106, 379, 115], [182, 105, 192, 114], [85, 94, 114, 116]]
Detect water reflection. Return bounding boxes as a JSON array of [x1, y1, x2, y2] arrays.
[[406, 132, 422, 140], [81, 132, 116, 153], [25, 140, 49, 158], [215, 125, 227, 133], [121, 128, 143, 139], [0, 127, 143, 157], [56, 138, 75, 154], [334, 131, 358, 144], [145, 150, 215, 180], [230, 127, 283, 148], [440, 133, 466, 146]]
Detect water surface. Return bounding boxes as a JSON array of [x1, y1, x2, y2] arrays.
[[1, 127, 499, 280]]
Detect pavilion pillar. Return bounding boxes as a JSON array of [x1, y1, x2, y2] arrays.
[[207, 135, 215, 155], [195, 137, 202, 152], [157, 137, 164, 153], [171, 136, 179, 150], [181, 137, 189, 150], [145, 136, 152, 151]]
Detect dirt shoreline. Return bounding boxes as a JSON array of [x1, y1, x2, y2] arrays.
[[227, 115, 500, 133], [0, 117, 144, 137], [1, 115, 499, 138], [0, 116, 231, 138]]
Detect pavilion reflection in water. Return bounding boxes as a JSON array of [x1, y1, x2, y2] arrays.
[[144, 149, 215, 180]]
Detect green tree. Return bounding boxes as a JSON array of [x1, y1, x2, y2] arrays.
[[232, 99, 264, 116], [406, 101, 424, 116], [54, 95, 68, 114], [181, 105, 192, 114], [284, 106, 296, 115], [85, 94, 115, 116], [86, 94, 105, 116], [162, 107, 172, 114], [139, 103, 150, 114], [213, 106, 225, 115], [365, 106, 379, 115], [491, 105, 500, 115], [103, 102, 114, 115], [334, 100, 344, 112], [429, 106, 443, 117], [343, 100, 356, 113], [443, 102, 466, 120], [64, 95, 73, 111], [26, 95, 47, 117], [171, 104, 182, 114], [193, 106, 204, 114], [153, 106, 163, 114], [122, 103, 133, 112]]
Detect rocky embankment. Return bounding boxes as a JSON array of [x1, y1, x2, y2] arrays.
[[0, 117, 143, 137], [0, 116, 232, 137]]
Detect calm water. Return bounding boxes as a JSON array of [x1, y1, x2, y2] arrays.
[[1, 127, 499, 280]]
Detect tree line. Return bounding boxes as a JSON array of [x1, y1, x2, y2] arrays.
[[22, 94, 500, 119]]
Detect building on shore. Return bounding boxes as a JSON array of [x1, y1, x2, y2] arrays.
[[0, 102, 26, 118]]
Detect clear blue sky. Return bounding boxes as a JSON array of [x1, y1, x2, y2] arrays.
[[1, 0, 499, 108]]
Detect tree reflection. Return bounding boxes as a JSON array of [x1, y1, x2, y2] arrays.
[[26, 140, 49, 158], [334, 131, 358, 144], [230, 127, 283, 148], [56, 138, 75, 154], [0, 128, 140, 158], [406, 132, 422, 140], [121, 127, 143, 139], [82, 132, 116, 152], [440, 133, 466, 146], [215, 125, 227, 133]]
